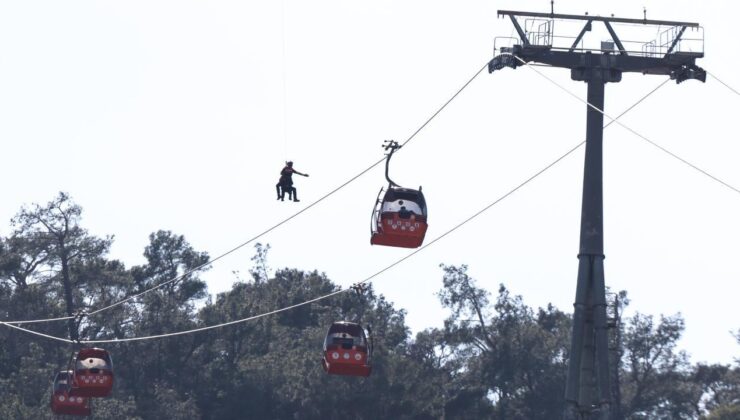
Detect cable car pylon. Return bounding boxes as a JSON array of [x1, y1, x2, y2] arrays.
[[490, 8, 705, 419]]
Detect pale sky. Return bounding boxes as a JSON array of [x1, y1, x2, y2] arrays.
[[1, 0, 738, 364]]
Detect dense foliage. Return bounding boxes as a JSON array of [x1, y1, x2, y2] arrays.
[[0, 193, 738, 419]]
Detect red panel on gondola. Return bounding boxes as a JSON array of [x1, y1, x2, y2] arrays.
[[322, 321, 372, 377], [51, 371, 92, 417], [322, 348, 371, 377], [70, 348, 114, 398], [371, 212, 428, 248]]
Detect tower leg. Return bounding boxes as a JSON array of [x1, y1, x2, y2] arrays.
[[564, 76, 611, 419]]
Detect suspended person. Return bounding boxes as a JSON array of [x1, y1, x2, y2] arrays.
[[276, 162, 294, 201], [276, 161, 309, 202]]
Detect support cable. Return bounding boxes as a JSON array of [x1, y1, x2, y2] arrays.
[[512, 55, 740, 196], [2, 61, 490, 326], [707, 70, 740, 97], [0, 80, 669, 344], [0, 320, 74, 344], [3, 315, 77, 325]]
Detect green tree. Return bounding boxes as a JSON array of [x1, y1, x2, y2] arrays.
[[436, 264, 570, 419], [699, 330, 740, 419], [620, 313, 694, 418], [111, 230, 209, 417], [3, 193, 738, 419], [9, 192, 112, 340]]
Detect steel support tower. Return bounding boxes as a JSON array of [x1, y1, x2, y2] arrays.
[[489, 9, 705, 420]]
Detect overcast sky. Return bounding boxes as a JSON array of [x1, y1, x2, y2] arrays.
[[1, 0, 738, 364]]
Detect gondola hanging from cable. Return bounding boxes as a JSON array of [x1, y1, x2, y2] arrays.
[[370, 141, 428, 248], [68, 347, 115, 398], [322, 321, 372, 377], [50, 370, 92, 416]]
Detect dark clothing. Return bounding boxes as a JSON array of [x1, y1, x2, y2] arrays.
[[276, 165, 299, 201], [279, 166, 296, 185], [276, 182, 294, 201]]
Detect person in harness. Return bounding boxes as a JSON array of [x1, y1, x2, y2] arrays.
[[276, 161, 309, 202]]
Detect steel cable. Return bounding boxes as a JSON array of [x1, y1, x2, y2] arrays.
[[1, 77, 669, 343], [3, 61, 490, 326], [512, 55, 740, 196]]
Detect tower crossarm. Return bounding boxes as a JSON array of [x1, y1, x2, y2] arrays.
[[497, 10, 699, 28], [489, 45, 705, 83], [490, 10, 705, 84]]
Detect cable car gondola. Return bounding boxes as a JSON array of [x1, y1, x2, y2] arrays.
[[370, 141, 428, 248], [69, 347, 114, 398], [50, 370, 91, 416], [322, 321, 372, 377]]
